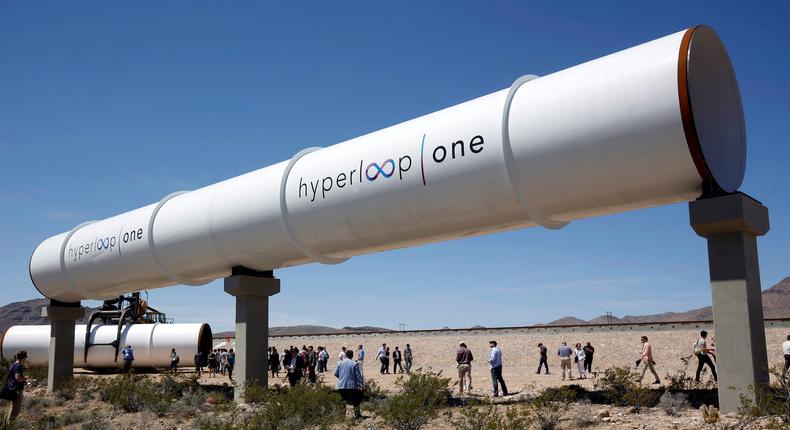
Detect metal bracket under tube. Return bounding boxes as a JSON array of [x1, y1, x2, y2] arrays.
[[279, 147, 349, 265], [501, 74, 569, 230]]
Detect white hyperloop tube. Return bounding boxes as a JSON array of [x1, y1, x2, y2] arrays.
[[30, 26, 746, 302], [1, 323, 213, 368]]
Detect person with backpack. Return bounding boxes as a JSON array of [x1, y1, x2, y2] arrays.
[[121, 345, 134, 373], [2, 351, 28, 421], [694, 330, 718, 383], [170, 348, 180, 373]]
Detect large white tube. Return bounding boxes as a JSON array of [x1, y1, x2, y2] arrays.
[[1, 323, 213, 368], [30, 26, 745, 302]]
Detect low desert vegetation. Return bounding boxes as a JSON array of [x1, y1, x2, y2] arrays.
[[0, 362, 786, 429]]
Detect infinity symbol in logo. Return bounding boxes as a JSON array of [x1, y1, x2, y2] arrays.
[[365, 159, 396, 181]]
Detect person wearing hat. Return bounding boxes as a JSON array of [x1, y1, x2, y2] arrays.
[[455, 342, 474, 395]]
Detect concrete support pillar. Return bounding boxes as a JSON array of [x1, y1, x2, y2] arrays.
[[41, 301, 84, 393], [224, 267, 280, 403], [689, 192, 769, 413]]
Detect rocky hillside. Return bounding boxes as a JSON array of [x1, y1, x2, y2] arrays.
[[547, 277, 790, 325], [0, 298, 97, 336]]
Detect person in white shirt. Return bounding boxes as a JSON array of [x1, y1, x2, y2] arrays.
[[574, 343, 587, 379], [356, 345, 365, 377], [694, 330, 717, 383], [487, 340, 508, 397], [782, 334, 790, 380]]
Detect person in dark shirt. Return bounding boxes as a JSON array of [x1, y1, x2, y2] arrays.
[[194, 350, 203, 375], [392, 347, 404, 374], [583, 342, 595, 374], [287, 347, 305, 386], [536, 343, 549, 375], [4, 351, 28, 421], [456, 342, 474, 394]]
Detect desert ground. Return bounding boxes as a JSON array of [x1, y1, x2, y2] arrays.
[[256, 323, 790, 393], [7, 323, 787, 429]]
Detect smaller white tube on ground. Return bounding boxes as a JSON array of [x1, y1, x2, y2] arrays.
[[1, 323, 212, 369]]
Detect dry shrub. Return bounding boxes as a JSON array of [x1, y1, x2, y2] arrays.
[[377, 370, 452, 430]]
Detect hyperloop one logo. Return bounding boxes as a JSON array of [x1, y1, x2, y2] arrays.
[[365, 159, 395, 181], [296, 133, 485, 202]]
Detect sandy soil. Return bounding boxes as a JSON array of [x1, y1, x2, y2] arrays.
[[261, 326, 789, 394]]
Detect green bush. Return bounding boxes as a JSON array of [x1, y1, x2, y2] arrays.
[[80, 412, 110, 430], [377, 370, 452, 430], [242, 379, 268, 404], [97, 372, 182, 416], [622, 386, 662, 413], [451, 404, 502, 430], [247, 384, 345, 430], [593, 366, 639, 405]]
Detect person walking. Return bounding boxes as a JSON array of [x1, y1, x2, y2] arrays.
[[404, 344, 413, 374], [208, 350, 217, 378], [194, 350, 203, 376], [335, 349, 364, 418], [2, 351, 28, 421], [575, 343, 587, 379], [392, 347, 404, 374], [536, 343, 549, 375], [318, 346, 329, 373], [227, 349, 236, 382], [377, 344, 388, 374], [270, 347, 280, 377], [583, 342, 595, 374], [456, 342, 474, 395], [637, 336, 661, 385], [356, 345, 365, 377], [121, 345, 134, 373], [384, 347, 391, 373], [287, 347, 304, 387], [340, 347, 347, 361], [488, 340, 508, 397], [783, 335, 790, 380], [557, 342, 574, 380], [694, 330, 718, 383], [307, 346, 317, 382], [220, 349, 229, 375], [170, 348, 180, 373]]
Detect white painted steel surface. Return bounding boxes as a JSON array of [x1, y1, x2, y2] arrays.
[[1, 323, 211, 368], [30, 26, 746, 302]]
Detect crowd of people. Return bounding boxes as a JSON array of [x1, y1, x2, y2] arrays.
[[2, 332, 787, 421]]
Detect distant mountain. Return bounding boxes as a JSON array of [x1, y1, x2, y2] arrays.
[[214, 325, 394, 338], [0, 298, 98, 336], [546, 277, 790, 325], [543, 316, 588, 326]]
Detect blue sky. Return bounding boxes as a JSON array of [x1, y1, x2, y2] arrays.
[[1, 2, 788, 332]]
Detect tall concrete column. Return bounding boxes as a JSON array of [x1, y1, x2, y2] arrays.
[[689, 192, 769, 413], [42, 300, 84, 393], [224, 267, 280, 402]]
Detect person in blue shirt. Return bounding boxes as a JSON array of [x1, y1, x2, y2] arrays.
[[121, 345, 134, 373], [487, 340, 508, 397], [335, 349, 364, 418], [3, 350, 28, 421], [356, 345, 365, 377]]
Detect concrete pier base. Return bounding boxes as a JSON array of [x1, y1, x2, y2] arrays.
[[42, 301, 84, 393], [224, 267, 280, 402], [689, 192, 770, 413]]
